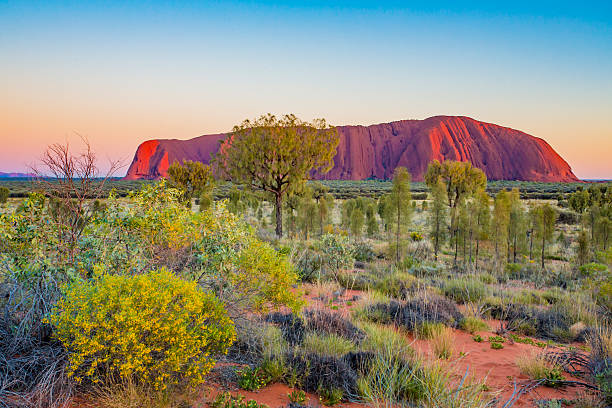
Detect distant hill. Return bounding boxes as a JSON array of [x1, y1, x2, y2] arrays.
[[0, 172, 34, 178], [125, 115, 579, 182]]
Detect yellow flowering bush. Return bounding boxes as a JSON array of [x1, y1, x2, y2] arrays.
[[49, 269, 235, 389]]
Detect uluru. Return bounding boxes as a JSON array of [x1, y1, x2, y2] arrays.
[[124, 115, 579, 182]]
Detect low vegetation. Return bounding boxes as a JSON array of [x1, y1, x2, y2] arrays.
[[0, 138, 610, 407]]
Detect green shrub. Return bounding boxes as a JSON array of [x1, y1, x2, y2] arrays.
[[443, 278, 487, 303], [320, 234, 353, 273], [287, 389, 308, 404], [490, 342, 504, 350], [0, 186, 9, 204], [473, 334, 483, 343], [375, 271, 419, 299], [294, 248, 322, 283], [460, 317, 489, 334], [318, 386, 343, 406], [302, 332, 355, 357], [211, 392, 270, 408], [515, 321, 538, 336], [237, 367, 270, 391], [579, 262, 608, 277], [351, 241, 375, 262], [259, 357, 286, 383], [49, 269, 235, 389]]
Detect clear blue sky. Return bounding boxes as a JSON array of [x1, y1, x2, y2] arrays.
[[1, 1, 611, 178]]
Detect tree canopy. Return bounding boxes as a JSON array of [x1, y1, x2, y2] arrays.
[[424, 159, 487, 208], [166, 160, 214, 207], [214, 113, 339, 237]]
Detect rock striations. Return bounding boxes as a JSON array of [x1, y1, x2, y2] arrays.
[[124, 116, 578, 182]]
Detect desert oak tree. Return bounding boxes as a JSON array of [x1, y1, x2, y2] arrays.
[[214, 114, 339, 237]]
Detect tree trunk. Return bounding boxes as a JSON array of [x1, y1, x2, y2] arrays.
[[469, 230, 473, 264], [454, 227, 458, 265], [275, 193, 283, 238], [434, 216, 440, 261], [541, 233, 545, 269], [396, 205, 401, 263], [475, 238, 479, 268]]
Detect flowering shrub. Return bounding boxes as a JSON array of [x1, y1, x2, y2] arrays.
[[83, 182, 303, 314], [49, 269, 235, 389]]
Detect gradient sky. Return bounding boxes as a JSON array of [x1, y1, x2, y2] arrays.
[[1, 1, 611, 178]]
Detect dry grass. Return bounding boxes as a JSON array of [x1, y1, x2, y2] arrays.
[[430, 326, 454, 360], [516, 352, 563, 381], [95, 379, 197, 408]]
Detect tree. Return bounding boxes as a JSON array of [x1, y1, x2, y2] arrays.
[[507, 189, 526, 263], [424, 160, 487, 210], [167, 160, 214, 208], [492, 190, 510, 263], [526, 205, 539, 260], [377, 195, 390, 232], [424, 160, 487, 256], [577, 229, 590, 266], [473, 189, 491, 267], [297, 188, 317, 240], [350, 206, 365, 238], [429, 179, 448, 261], [568, 188, 589, 214], [387, 167, 412, 263], [214, 114, 339, 237], [284, 193, 300, 237], [534, 203, 557, 269], [596, 216, 611, 250], [227, 186, 248, 215], [366, 203, 379, 237], [0, 186, 9, 204], [341, 199, 356, 231], [311, 182, 332, 235], [31, 138, 121, 264]]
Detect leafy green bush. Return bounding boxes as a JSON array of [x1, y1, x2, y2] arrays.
[[579, 262, 608, 277], [351, 241, 375, 262], [319, 234, 353, 273], [237, 366, 270, 391], [490, 342, 504, 350], [49, 269, 235, 389]]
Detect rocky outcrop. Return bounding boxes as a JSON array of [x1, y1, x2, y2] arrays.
[[124, 116, 579, 182]]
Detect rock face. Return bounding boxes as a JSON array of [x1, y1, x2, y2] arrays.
[[124, 116, 579, 182]]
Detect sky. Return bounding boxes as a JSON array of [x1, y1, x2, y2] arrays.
[[1, 1, 611, 179]]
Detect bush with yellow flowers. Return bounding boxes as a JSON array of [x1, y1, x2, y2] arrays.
[[48, 269, 235, 390]]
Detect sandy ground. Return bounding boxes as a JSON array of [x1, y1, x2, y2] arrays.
[[69, 285, 595, 407]]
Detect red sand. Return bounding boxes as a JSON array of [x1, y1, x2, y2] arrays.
[[69, 286, 594, 407], [299, 285, 591, 407]]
